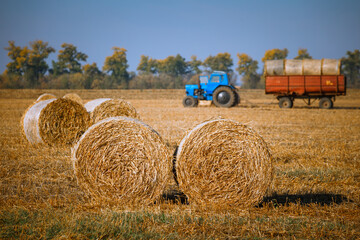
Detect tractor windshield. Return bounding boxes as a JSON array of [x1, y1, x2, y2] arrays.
[[200, 76, 208, 84]]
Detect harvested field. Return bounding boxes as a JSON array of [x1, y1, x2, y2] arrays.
[[0, 88, 360, 239]]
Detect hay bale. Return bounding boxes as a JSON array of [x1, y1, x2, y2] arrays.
[[36, 93, 56, 102], [22, 98, 90, 146], [303, 59, 322, 75], [322, 59, 341, 75], [85, 98, 139, 124], [72, 116, 171, 205], [63, 93, 83, 105], [175, 119, 272, 207], [284, 59, 303, 75], [264, 60, 284, 76]]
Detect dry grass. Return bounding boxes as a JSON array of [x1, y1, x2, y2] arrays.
[[0, 88, 360, 239]]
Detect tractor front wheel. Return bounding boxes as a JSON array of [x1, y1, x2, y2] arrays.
[[183, 96, 198, 107], [213, 86, 236, 108]]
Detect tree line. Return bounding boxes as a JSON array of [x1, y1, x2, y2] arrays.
[[1, 40, 359, 89]]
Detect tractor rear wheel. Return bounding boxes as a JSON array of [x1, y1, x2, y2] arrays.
[[279, 97, 293, 108], [213, 86, 236, 108], [232, 90, 240, 107], [183, 96, 198, 107]]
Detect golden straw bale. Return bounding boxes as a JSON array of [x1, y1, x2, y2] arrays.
[[72, 116, 171, 205], [63, 93, 83, 105], [175, 119, 272, 208], [36, 93, 56, 102], [21, 98, 90, 146], [85, 98, 139, 124]]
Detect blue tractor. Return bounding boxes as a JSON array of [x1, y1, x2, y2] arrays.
[[183, 71, 240, 108]]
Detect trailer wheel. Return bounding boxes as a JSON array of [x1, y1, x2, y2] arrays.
[[213, 86, 236, 108], [183, 96, 198, 107], [279, 97, 293, 108], [319, 97, 333, 109]]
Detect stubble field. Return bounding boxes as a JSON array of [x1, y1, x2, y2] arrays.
[[1, 88, 360, 239]]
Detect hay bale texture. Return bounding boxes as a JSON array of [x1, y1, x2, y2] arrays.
[[72, 117, 171, 205], [265, 59, 341, 76], [85, 98, 139, 124], [175, 119, 272, 207], [63, 93, 83, 105], [36, 93, 56, 102], [22, 98, 90, 146]]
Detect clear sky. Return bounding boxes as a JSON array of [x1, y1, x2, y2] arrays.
[[1, 0, 359, 76]]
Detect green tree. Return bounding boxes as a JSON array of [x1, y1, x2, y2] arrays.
[[103, 47, 129, 88], [52, 43, 88, 75], [342, 49, 360, 87], [294, 48, 312, 60], [188, 55, 202, 74], [262, 48, 288, 62], [236, 53, 260, 89], [26, 40, 55, 85], [203, 53, 233, 73], [82, 63, 103, 89], [157, 54, 189, 77], [137, 55, 158, 74]]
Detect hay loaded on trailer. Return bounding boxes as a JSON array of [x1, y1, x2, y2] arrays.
[[265, 59, 346, 109]]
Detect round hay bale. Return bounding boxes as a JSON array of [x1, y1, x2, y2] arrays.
[[303, 59, 322, 75], [63, 93, 83, 105], [36, 93, 56, 102], [21, 98, 90, 146], [175, 119, 272, 207], [264, 60, 284, 76], [72, 116, 171, 205], [322, 59, 341, 75], [85, 98, 139, 124], [284, 59, 303, 75]]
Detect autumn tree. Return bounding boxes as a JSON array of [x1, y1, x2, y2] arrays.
[[262, 48, 288, 62], [203, 53, 233, 73], [342, 49, 360, 87], [4, 40, 55, 87], [51, 43, 88, 75], [137, 55, 158, 74], [294, 48, 312, 60], [103, 47, 129, 88], [236, 53, 260, 88]]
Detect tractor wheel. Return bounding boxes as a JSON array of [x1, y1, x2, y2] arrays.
[[279, 97, 293, 108], [232, 90, 240, 107], [183, 96, 198, 107], [213, 86, 236, 108], [319, 97, 333, 109]]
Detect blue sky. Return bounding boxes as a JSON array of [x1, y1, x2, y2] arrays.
[[1, 0, 359, 77]]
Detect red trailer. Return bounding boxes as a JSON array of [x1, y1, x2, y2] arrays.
[[264, 59, 346, 109]]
